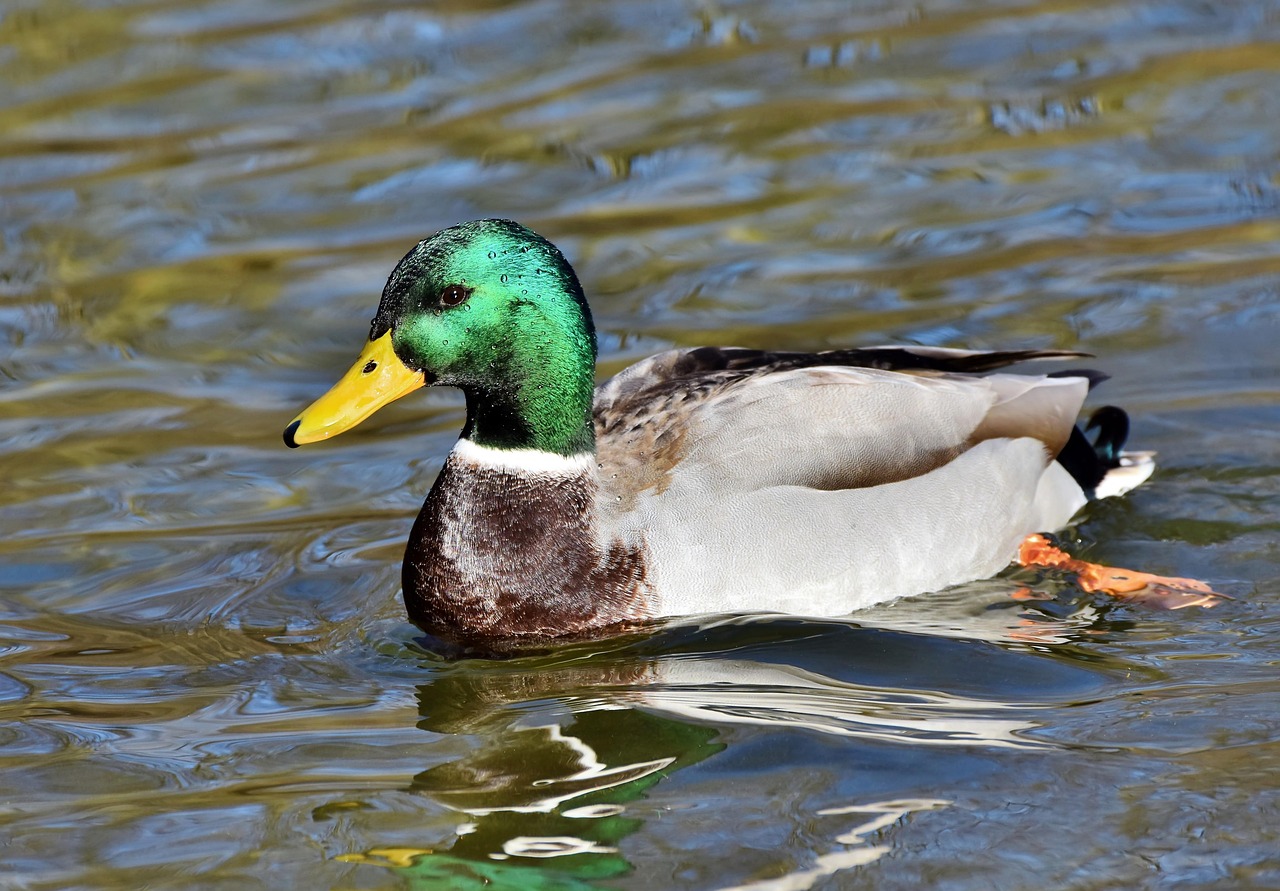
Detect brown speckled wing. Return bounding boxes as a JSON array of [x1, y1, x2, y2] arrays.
[[592, 345, 1093, 510]]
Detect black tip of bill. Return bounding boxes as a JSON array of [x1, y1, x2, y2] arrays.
[[283, 419, 301, 449]]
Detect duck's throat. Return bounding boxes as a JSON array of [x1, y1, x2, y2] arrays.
[[462, 375, 595, 456]]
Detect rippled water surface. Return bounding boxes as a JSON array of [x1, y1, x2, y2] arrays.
[[3, 1, 1280, 888]]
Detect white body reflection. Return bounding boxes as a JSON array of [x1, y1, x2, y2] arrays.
[[632, 657, 1045, 748]]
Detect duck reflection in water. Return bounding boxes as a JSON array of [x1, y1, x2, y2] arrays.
[[338, 613, 1118, 887]]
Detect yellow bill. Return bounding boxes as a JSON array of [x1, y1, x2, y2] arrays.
[[284, 331, 425, 448]]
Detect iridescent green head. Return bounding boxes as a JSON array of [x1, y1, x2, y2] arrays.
[[285, 220, 598, 456]]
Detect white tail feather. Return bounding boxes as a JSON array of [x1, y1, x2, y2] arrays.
[[1094, 450, 1156, 499]]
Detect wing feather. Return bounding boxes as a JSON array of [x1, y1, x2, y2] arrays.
[[593, 346, 1090, 510]]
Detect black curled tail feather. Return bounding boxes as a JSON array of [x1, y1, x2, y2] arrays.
[[1055, 405, 1131, 494], [1085, 405, 1129, 464]]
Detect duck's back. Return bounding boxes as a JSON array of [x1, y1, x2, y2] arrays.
[[592, 346, 1095, 617]]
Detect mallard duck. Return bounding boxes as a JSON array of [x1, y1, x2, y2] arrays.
[[285, 219, 1165, 646]]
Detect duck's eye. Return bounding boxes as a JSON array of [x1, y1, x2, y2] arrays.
[[440, 285, 472, 307]]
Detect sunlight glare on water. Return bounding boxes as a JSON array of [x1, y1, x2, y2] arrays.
[[1, 0, 1279, 888]]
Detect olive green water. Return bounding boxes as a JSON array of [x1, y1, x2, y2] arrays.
[[2, 1, 1279, 888]]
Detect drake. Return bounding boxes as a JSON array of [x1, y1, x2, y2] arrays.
[[285, 219, 1213, 646]]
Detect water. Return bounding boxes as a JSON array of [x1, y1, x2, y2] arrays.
[[2, 0, 1279, 887]]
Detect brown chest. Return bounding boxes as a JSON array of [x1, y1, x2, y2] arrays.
[[401, 457, 654, 645]]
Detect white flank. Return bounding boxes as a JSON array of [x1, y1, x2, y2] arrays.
[[449, 437, 594, 476], [1094, 450, 1156, 499]]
